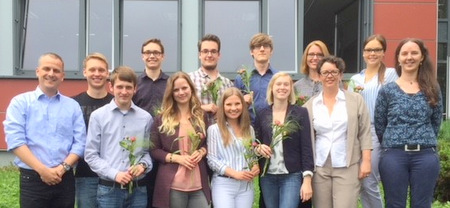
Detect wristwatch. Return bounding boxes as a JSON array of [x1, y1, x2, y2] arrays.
[[61, 162, 71, 172], [138, 162, 148, 171]]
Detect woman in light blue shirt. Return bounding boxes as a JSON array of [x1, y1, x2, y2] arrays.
[[207, 87, 260, 208], [348, 34, 398, 208]]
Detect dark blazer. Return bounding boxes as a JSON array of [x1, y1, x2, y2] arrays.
[[150, 116, 211, 208], [254, 104, 314, 173]]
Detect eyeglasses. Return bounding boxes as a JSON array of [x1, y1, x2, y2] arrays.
[[363, 48, 383, 54], [307, 53, 324, 58], [252, 44, 271, 49], [320, 70, 340, 76], [200, 50, 219, 55], [142, 50, 163, 57]]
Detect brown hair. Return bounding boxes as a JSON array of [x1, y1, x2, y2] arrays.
[[216, 87, 252, 147], [249, 33, 273, 50], [110, 66, 137, 87], [198, 34, 221, 52], [394, 38, 440, 107], [141, 38, 165, 54], [363, 34, 387, 84], [159, 72, 205, 136]]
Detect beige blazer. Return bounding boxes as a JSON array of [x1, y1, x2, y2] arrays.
[[304, 90, 372, 167]]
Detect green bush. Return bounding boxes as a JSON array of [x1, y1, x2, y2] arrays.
[[436, 120, 450, 202], [0, 165, 19, 208]]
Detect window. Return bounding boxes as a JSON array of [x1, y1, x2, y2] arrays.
[[88, 0, 114, 69], [268, 0, 298, 72], [122, 0, 179, 72], [22, 0, 80, 71], [19, 0, 180, 75], [203, 0, 260, 73]]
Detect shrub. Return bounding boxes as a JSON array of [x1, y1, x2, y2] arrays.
[[436, 120, 450, 202]]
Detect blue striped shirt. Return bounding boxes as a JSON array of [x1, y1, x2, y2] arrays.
[[206, 123, 255, 175], [348, 67, 398, 123]]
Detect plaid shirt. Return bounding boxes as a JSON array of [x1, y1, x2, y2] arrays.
[[189, 68, 234, 123]]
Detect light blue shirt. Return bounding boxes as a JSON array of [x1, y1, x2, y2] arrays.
[[4, 87, 86, 169], [348, 67, 398, 123], [207, 123, 255, 175], [84, 99, 153, 181]]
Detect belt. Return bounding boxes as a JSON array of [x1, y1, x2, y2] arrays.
[[99, 179, 142, 190], [393, 144, 435, 152], [217, 175, 232, 179]]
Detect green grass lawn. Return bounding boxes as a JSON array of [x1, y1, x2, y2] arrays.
[[0, 165, 19, 208], [1, 165, 450, 208]]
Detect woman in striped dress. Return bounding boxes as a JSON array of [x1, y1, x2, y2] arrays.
[[348, 34, 398, 208]]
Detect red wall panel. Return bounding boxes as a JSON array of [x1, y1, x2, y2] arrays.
[[373, 0, 437, 68], [0, 79, 87, 150]]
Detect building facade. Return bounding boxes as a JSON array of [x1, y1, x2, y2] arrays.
[[0, 0, 447, 150]]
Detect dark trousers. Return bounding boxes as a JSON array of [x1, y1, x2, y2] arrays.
[[20, 168, 75, 208]]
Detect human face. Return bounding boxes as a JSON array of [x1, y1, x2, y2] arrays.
[[398, 41, 424, 73], [110, 79, 136, 110], [363, 39, 385, 67], [272, 76, 291, 101], [224, 95, 243, 121], [319, 62, 342, 88], [172, 78, 192, 105], [306, 45, 324, 71], [36, 55, 65, 96], [83, 58, 109, 90], [142, 42, 164, 71], [251, 43, 273, 64], [199, 41, 220, 71]]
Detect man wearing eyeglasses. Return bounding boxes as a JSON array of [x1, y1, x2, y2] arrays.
[[234, 33, 278, 124], [133, 38, 169, 208], [134, 38, 169, 117], [189, 34, 234, 124]]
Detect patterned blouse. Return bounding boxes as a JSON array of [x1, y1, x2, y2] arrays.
[[374, 82, 442, 148]]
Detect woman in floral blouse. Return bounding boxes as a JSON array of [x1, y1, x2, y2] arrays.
[[374, 38, 442, 208]]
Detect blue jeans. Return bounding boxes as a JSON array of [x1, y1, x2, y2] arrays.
[[75, 177, 98, 208], [211, 175, 254, 208], [379, 147, 440, 208], [97, 184, 147, 208], [260, 172, 302, 208]]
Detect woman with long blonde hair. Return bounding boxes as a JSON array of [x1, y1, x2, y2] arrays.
[[150, 72, 211, 208], [207, 87, 259, 208]]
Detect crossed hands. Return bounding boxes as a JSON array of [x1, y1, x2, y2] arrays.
[[173, 149, 206, 170], [39, 165, 66, 186]]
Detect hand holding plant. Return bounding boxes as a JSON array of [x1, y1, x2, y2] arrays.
[[260, 119, 300, 176], [119, 136, 150, 193]]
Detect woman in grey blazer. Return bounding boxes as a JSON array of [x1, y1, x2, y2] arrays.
[[303, 56, 372, 208]]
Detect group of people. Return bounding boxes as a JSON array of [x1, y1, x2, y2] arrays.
[[3, 32, 442, 208]]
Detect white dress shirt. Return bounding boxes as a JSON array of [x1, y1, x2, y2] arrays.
[[312, 90, 348, 168]]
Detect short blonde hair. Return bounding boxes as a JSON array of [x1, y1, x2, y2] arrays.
[[83, 52, 109, 70], [266, 72, 296, 105]]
